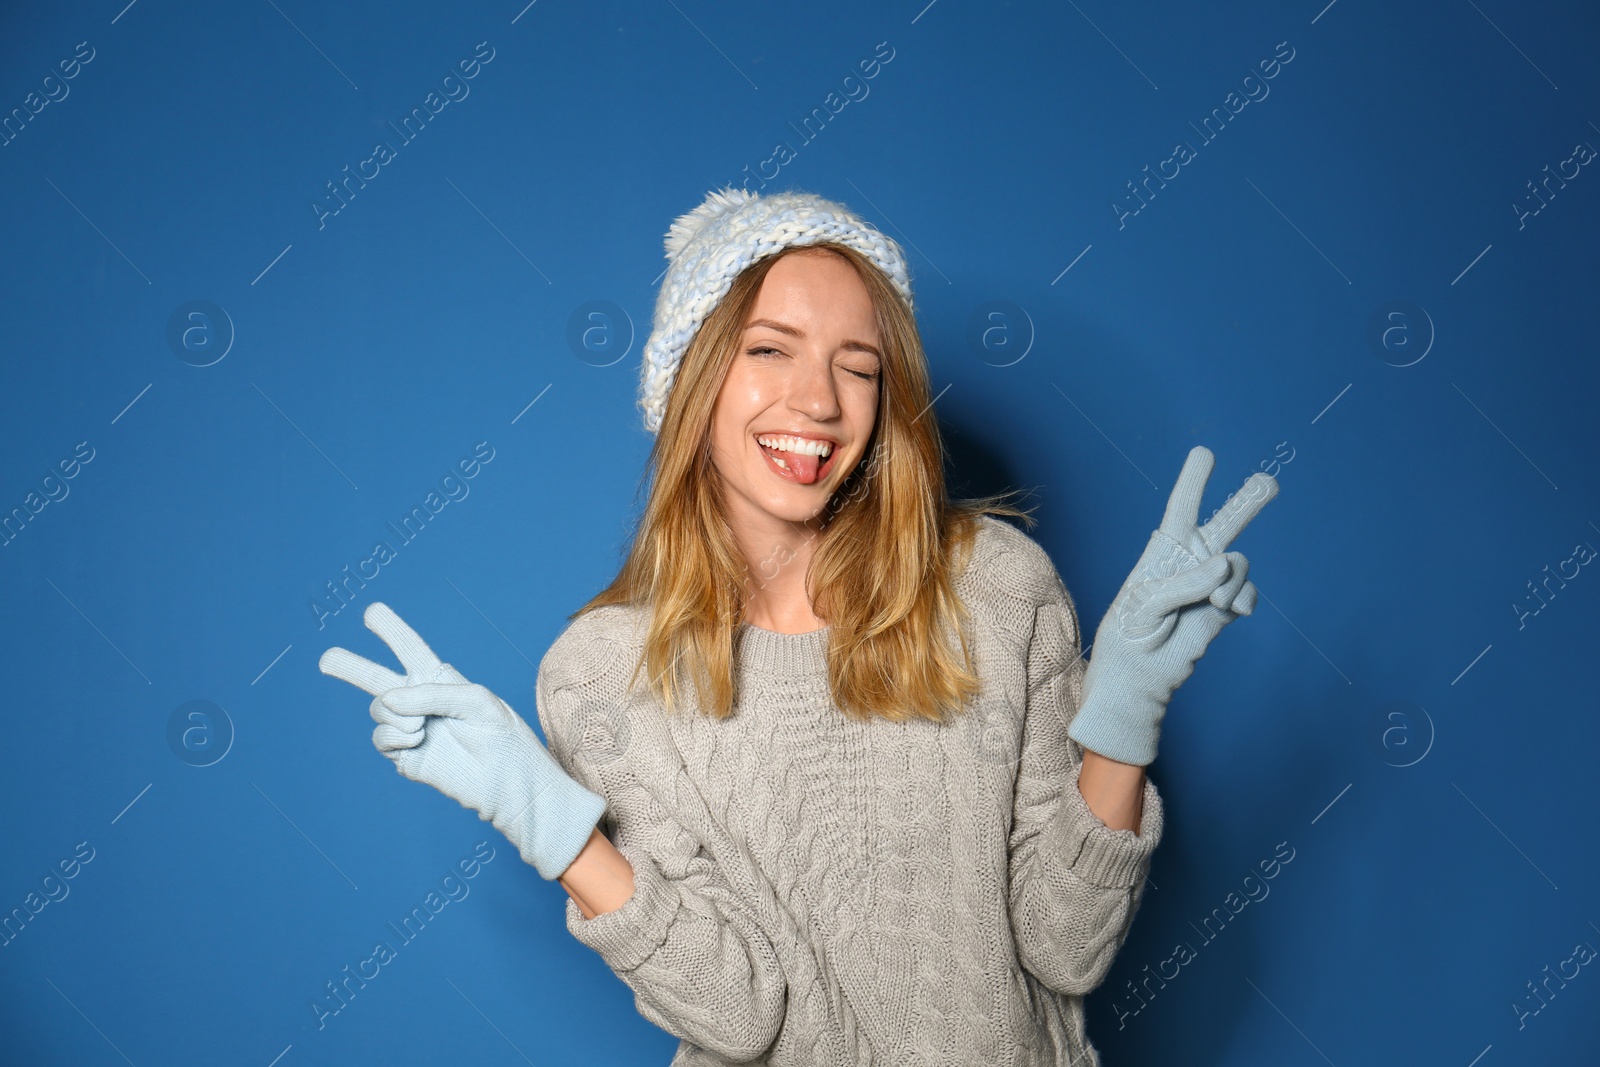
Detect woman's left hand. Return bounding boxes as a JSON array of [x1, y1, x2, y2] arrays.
[[1066, 446, 1279, 767]]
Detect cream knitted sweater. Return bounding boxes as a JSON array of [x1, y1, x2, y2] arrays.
[[535, 514, 1164, 1065]]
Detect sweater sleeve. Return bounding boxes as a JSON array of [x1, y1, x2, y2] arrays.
[[534, 630, 787, 1062], [1007, 583, 1164, 998]]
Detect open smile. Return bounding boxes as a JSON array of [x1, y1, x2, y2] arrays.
[[754, 432, 840, 486]]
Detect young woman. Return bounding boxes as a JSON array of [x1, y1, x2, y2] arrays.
[[320, 188, 1277, 1065]]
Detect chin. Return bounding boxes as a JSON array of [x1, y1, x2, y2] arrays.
[[755, 493, 830, 525]]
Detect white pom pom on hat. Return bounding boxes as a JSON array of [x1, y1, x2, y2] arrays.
[[637, 186, 914, 435]]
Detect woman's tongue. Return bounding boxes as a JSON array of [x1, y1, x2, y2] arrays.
[[763, 443, 822, 484]]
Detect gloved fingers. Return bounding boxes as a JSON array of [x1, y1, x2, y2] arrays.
[[388, 743, 429, 782], [380, 681, 503, 722], [363, 602, 445, 681], [1158, 446, 1215, 539], [1138, 554, 1231, 619], [1229, 578, 1258, 616], [1207, 551, 1252, 611], [429, 661, 474, 686], [370, 693, 426, 741], [373, 721, 424, 753], [320, 646, 407, 696], [1197, 472, 1278, 555]]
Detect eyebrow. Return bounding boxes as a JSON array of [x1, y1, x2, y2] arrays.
[[745, 318, 881, 358]]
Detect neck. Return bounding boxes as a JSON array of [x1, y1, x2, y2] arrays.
[[724, 501, 829, 635]]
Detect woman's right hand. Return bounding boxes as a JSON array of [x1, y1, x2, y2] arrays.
[[319, 602, 608, 881]]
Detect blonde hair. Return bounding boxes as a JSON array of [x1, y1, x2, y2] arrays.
[[577, 242, 1034, 723]]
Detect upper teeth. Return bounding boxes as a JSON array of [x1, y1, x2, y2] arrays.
[[757, 435, 833, 458]]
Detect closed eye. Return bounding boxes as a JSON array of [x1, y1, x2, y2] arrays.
[[746, 346, 879, 382]]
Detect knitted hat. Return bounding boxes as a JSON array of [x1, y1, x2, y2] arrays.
[[637, 187, 915, 434]]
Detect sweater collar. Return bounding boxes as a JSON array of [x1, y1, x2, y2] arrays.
[[735, 620, 830, 677]]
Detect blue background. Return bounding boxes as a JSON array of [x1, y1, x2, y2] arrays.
[[2, 0, 1597, 1063]]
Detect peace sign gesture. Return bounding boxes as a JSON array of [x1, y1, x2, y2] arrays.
[[319, 601, 469, 696], [1066, 446, 1279, 767], [319, 603, 607, 880]]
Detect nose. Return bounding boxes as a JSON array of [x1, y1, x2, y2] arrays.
[[785, 349, 841, 422]]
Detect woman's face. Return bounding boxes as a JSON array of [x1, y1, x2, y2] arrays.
[[709, 249, 882, 532]]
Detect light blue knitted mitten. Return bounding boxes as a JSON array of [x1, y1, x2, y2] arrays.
[[1067, 447, 1278, 767], [320, 603, 607, 880]]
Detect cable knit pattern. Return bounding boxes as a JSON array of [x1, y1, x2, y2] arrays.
[[535, 515, 1164, 1065], [637, 187, 915, 435]]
